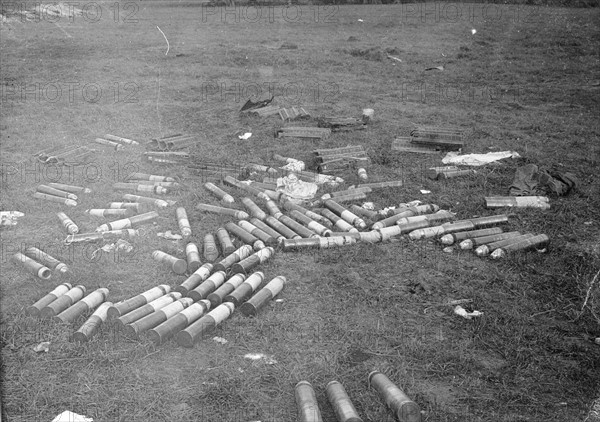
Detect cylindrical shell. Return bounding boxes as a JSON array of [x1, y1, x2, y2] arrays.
[[249, 218, 286, 244], [108, 202, 141, 211], [485, 196, 550, 209], [223, 175, 264, 197], [241, 197, 267, 221], [353, 180, 403, 189], [324, 200, 366, 229], [265, 216, 301, 239], [87, 209, 131, 218], [37, 185, 77, 200], [129, 211, 160, 226], [213, 245, 254, 273], [176, 207, 192, 237], [278, 215, 318, 239], [231, 247, 275, 275], [239, 276, 286, 316], [474, 233, 531, 257], [225, 222, 260, 245], [439, 169, 475, 179], [48, 182, 91, 194], [185, 242, 202, 273], [289, 210, 332, 237], [238, 221, 277, 246], [152, 250, 187, 275], [28, 283, 72, 316], [427, 166, 459, 180], [128, 172, 175, 182], [33, 192, 77, 206], [12, 252, 51, 280], [204, 182, 235, 203], [176, 263, 214, 295], [104, 134, 138, 145], [357, 168, 368, 181], [264, 199, 283, 219], [115, 292, 182, 327], [224, 271, 264, 307], [207, 272, 249, 307], [41, 285, 86, 318], [123, 194, 169, 208], [358, 231, 383, 243], [471, 231, 522, 247], [368, 371, 421, 422], [319, 209, 358, 233], [188, 271, 231, 302], [72, 301, 112, 342], [440, 227, 504, 245], [57, 212, 79, 234], [324, 192, 367, 204], [490, 234, 549, 259], [282, 201, 333, 228], [203, 233, 220, 262], [195, 203, 249, 220], [469, 214, 509, 228], [147, 300, 211, 345], [349, 205, 380, 222], [54, 288, 109, 323], [24, 247, 68, 273], [295, 381, 323, 422], [326, 381, 363, 422], [94, 137, 123, 149], [107, 285, 170, 318], [176, 302, 235, 347], [377, 226, 402, 241], [409, 220, 476, 240], [113, 182, 167, 194], [124, 298, 194, 337], [216, 227, 236, 255]]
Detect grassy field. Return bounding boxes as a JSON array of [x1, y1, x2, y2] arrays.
[[1, 2, 599, 421]]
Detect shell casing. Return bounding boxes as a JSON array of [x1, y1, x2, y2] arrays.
[[104, 134, 139, 145], [203, 233, 220, 262], [440, 227, 504, 245], [325, 191, 368, 204], [33, 192, 77, 206], [470, 231, 522, 247], [12, 252, 52, 279], [47, 182, 91, 194], [94, 137, 123, 150], [108, 202, 141, 210], [152, 250, 188, 275], [57, 212, 79, 234], [264, 199, 283, 219], [224, 271, 264, 307], [131, 180, 180, 188], [115, 292, 182, 327], [196, 203, 250, 220], [427, 166, 460, 180], [213, 245, 254, 273], [241, 197, 268, 221], [113, 182, 168, 195], [225, 221, 261, 245], [122, 194, 169, 208], [469, 214, 509, 228], [357, 167, 368, 181], [216, 227, 236, 255], [475, 233, 532, 257], [265, 216, 302, 239], [176, 302, 235, 348], [28, 283, 72, 316], [359, 231, 383, 243], [239, 276, 286, 317], [393, 204, 441, 217], [41, 285, 87, 318], [371, 213, 406, 230], [24, 247, 68, 273], [368, 371, 421, 422], [349, 205, 380, 222], [231, 247, 275, 275], [281, 236, 356, 251], [64, 229, 138, 245], [490, 234, 549, 259], [329, 232, 362, 240], [207, 272, 251, 307], [282, 201, 333, 228], [238, 221, 278, 246], [249, 218, 287, 243], [188, 271, 230, 302], [176, 207, 192, 237], [458, 239, 475, 250], [107, 284, 170, 319], [147, 300, 211, 345], [54, 288, 109, 323], [295, 381, 323, 422], [223, 175, 264, 197], [86, 208, 131, 218], [204, 182, 235, 203], [72, 301, 112, 342], [278, 215, 319, 239], [352, 180, 403, 189], [438, 168, 476, 179], [37, 185, 77, 200], [176, 263, 214, 296], [326, 381, 364, 422], [377, 225, 402, 241], [485, 196, 550, 209], [128, 172, 175, 182], [185, 243, 202, 273], [95, 211, 159, 232], [124, 298, 193, 337], [289, 210, 332, 237], [318, 209, 358, 233], [262, 189, 284, 202]]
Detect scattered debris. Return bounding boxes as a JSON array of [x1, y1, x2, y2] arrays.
[[244, 353, 277, 365], [279, 106, 310, 121], [314, 145, 370, 173], [387, 54, 402, 63], [51, 411, 93, 422], [277, 174, 318, 201], [509, 164, 579, 196], [158, 231, 183, 240], [238, 132, 252, 140], [425, 65, 444, 71], [212, 336, 228, 345], [454, 305, 483, 319], [442, 150, 520, 166], [0, 211, 24, 226], [240, 95, 274, 112], [33, 341, 50, 353], [420, 190, 431, 194]]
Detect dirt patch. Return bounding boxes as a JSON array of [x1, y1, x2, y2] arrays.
[[341, 46, 402, 61]]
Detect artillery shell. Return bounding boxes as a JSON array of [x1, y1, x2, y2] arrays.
[[249, 218, 287, 244], [224, 271, 264, 307], [265, 216, 302, 239], [474, 233, 531, 257], [231, 247, 275, 275], [439, 227, 503, 245], [37, 185, 77, 200], [28, 283, 72, 316], [204, 182, 235, 203], [188, 271, 230, 302], [207, 272, 251, 308], [241, 197, 267, 221], [24, 247, 68, 273], [12, 252, 51, 280], [176, 207, 192, 237], [326, 380, 363, 422], [278, 215, 319, 238], [196, 203, 249, 220], [175, 302, 235, 347], [185, 243, 202, 273], [238, 221, 278, 246], [122, 194, 169, 208], [147, 300, 211, 345], [295, 381, 323, 422], [57, 212, 79, 234], [239, 276, 286, 316], [48, 182, 91, 194], [115, 292, 182, 327], [107, 284, 170, 319], [213, 245, 254, 273], [41, 285, 86, 318], [318, 208, 358, 233], [203, 233, 220, 262], [124, 298, 194, 337], [128, 172, 175, 182], [491, 234, 549, 259], [33, 192, 77, 206], [216, 227, 236, 255], [289, 210, 332, 237], [72, 301, 113, 343], [176, 263, 214, 296], [368, 371, 421, 422], [54, 288, 109, 323], [324, 200, 366, 229], [153, 250, 188, 275]]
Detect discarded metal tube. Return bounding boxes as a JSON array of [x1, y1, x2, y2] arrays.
[[41, 285, 86, 318], [289, 210, 332, 237], [176, 207, 192, 237], [86, 208, 132, 218], [378, 226, 402, 241], [48, 182, 91, 194], [115, 292, 182, 327], [54, 288, 109, 323], [225, 222, 266, 250], [104, 134, 139, 145], [238, 221, 278, 246], [213, 245, 254, 273], [241, 197, 267, 221], [322, 191, 368, 204], [203, 233, 220, 262], [265, 216, 302, 239], [108, 202, 142, 211], [427, 166, 459, 180], [462, 231, 522, 250], [223, 175, 264, 197], [24, 247, 68, 273], [329, 232, 362, 239], [278, 215, 319, 238], [282, 201, 333, 228], [216, 227, 236, 255], [94, 137, 123, 150], [204, 182, 235, 203], [359, 230, 383, 243], [295, 381, 323, 422], [373, 204, 440, 229], [231, 247, 275, 275], [176, 264, 214, 296], [485, 196, 550, 209], [147, 300, 212, 345], [264, 198, 283, 219], [491, 234, 549, 259], [409, 220, 476, 240], [37, 185, 78, 200], [223, 271, 264, 307], [469, 214, 509, 228], [185, 242, 202, 273], [318, 208, 358, 233], [95, 211, 159, 232], [351, 180, 403, 189], [33, 192, 77, 207], [349, 205, 381, 222], [153, 250, 188, 275], [475, 233, 533, 257], [207, 272, 251, 307], [249, 218, 286, 244], [239, 276, 286, 316], [124, 298, 194, 337], [438, 169, 476, 179], [176, 302, 235, 347], [28, 283, 72, 316], [188, 271, 229, 302], [128, 172, 175, 182], [64, 229, 138, 245], [196, 203, 249, 220], [281, 236, 356, 252], [113, 182, 168, 195], [107, 285, 170, 319], [122, 194, 169, 208], [440, 227, 504, 245], [369, 371, 421, 422], [262, 189, 285, 202], [326, 380, 363, 422], [72, 301, 112, 342], [12, 252, 51, 280]]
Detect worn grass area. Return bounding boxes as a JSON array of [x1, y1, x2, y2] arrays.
[[1, 3, 599, 422]]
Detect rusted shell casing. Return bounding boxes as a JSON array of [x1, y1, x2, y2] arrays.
[[295, 381, 323, 422], [203, 233, 220, 262], [54, 288, 109, 323], [326, 380, 364, 422], [40, 285, 86, 318], [196, 203, 249, 220], [369, 371, 421, 422], [175, 302, 235, 347], [230, 247, 275, 275], [216, 227, 236, 255], [265, 216, 302, 239], [12, 252, 52, 279], [176, 207, 192, 237], [72, 301, 113, 342]]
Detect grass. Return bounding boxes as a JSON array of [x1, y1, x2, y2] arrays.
[[1, 2, 599, 421]]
